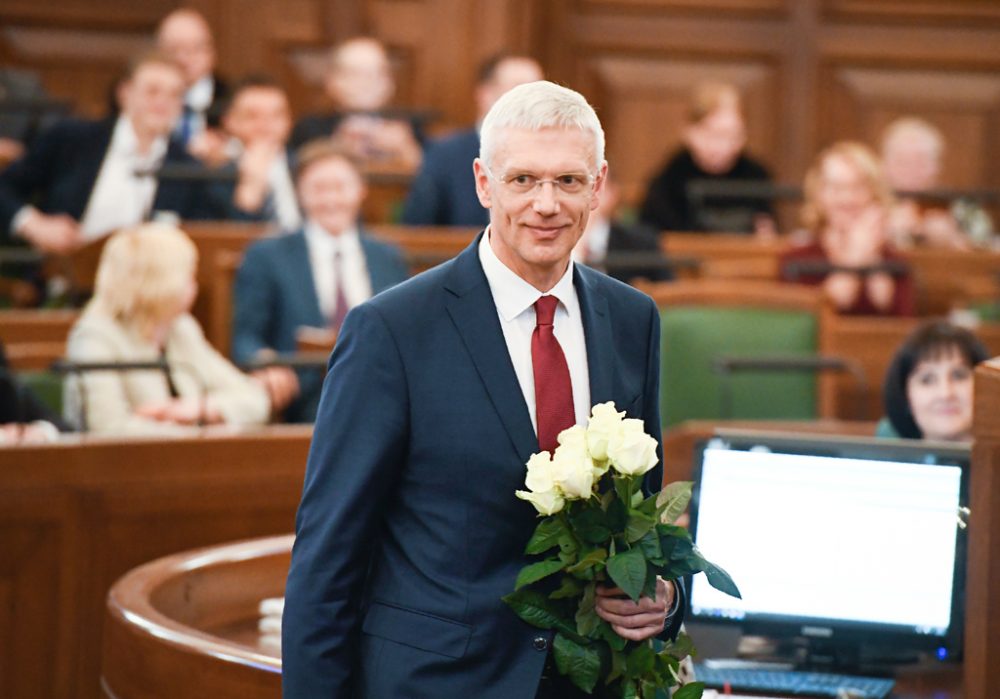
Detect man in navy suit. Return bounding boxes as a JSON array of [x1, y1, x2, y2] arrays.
[[232, 140, 408, 423], [283, 81, 681, 698], [402, 53, 542, 227], [0, 52, 231, 254]]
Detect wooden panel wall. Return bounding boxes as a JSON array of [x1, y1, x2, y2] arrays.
[[2, 0, 999, 209]]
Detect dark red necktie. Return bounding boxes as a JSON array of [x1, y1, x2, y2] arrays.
[[532, 295, 575, 453], [330, 249, 350, 330]]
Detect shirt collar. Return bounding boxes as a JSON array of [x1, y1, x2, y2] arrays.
[[305, 219, 361, 254], [478, 226, 577, 323], [186, 76, 214, 111], [112, 115, 168, 166]]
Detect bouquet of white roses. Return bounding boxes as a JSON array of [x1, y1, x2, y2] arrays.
[[503, 402, 740, 699]]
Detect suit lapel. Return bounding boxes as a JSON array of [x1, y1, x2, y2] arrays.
[[575, 266, 616, 410], [443, 235, 538, 464], [289, 231, 326, 326], [71, 121, 115, 218], [359, 235, 390, 293]]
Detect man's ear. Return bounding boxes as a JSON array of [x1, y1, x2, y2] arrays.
[[473, 158, 492, 209]]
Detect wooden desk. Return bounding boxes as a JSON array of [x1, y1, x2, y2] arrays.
[[102, 535, 287, 699], [0, 309, 78, 370], [0, 426, 311, 699]]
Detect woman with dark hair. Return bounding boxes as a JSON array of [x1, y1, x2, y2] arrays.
[[882, 320, 991, 441]]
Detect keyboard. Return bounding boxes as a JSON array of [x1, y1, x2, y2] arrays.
[[693, 663, 896, 698]]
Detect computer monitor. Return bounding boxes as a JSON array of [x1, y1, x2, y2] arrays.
[[688, 429, 969, 671]]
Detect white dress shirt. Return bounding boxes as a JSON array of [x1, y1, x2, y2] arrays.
[[304, 221, 372, 322], [478, 229, 591, 436], [183, 75, 214, 137], [79, 116, 168, 240], [268, 151, 302, 232]]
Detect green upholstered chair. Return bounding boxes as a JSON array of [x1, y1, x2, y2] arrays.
[[18, 370, 63, 417], [639, 280, 829, 428]]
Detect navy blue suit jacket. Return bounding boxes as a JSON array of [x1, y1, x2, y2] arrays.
[[0, 117, 232, 237], [401, 127, 488, 227], [282, 234, 679, 697], [231, 228, 408, 422]]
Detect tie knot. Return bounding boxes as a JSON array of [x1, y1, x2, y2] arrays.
[[534, 295, 559, 327]]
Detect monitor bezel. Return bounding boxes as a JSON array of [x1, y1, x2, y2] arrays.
[[687, 429, 969, 663]]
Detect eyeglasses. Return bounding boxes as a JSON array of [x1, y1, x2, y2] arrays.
[[482, 163, 595, 197]]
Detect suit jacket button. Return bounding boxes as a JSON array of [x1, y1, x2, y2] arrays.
[[533, 636, 549, 652]]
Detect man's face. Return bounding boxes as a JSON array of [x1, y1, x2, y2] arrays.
[[224, 87, 292, 147], [298, 156, 366, 235], [326, 42, 394, 111], [475, 59, 544, 119], [157, 13, 215, 87], [883, 137, 940, 192], [120, 63, 185, 138], [474, 127, 605, 287]]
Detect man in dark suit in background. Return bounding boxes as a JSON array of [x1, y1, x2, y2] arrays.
[[156, 8, 229, 150], [232, 140, 408, 423], [575, 173, 675, 284], [402, 52, 543, 227], [282, 80, 681, 698], [0, 52, 230, 255]]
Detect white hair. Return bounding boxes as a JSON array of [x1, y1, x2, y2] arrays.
[[479, 80, 605, 171]]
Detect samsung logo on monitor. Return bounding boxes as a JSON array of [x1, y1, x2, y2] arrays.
[[801, 626, 834, 638]]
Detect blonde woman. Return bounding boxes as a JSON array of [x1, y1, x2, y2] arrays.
[[64, 223, 270, 434], [780, 141, 915, 315]]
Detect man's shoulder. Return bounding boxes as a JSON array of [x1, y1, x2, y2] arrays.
[[34, 116, 110, 149], [421, 128, 479, 169], [243, 230, 304, 262]]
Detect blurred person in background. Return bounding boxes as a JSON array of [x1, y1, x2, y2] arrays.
[[574, 172, 674, 284], [881, 116, 993, 249], [290, 37, 423, 171], [63, 223, 270, 435], [156, 8, 229, 150], [639, 82, 775, 235], [881, 320, 990, 441], [780, 141, 915, 316], [402, 53, 543, 227], [190, 75, 301, 231], [232, 141, 408, 422], [0, 52, 231, 256], [0, 341, 67, 444]]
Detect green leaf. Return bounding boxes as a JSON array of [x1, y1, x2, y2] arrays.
[[638, 531, 663, 563], [626, 510, 657, 543], [572, 507, 613, 544], [558, 531, 580, 559], [656, 481, 693, 524], [701, 558, 742, 599], [625, 641, 656, 678], [640, 680, 660, 699], [622, 678, 639, 699], [552, 633, 601, 694], [549, 575, 583, 600], [501, 589, 581, 641], [607, 647, 627, 684], [566, 547, 608, 576], [661, 632, 697, 662], [635, 492, 660, 517], [515, 558, 566, 590], [672, 682, 706, 699], [607, 497, 628, 532], [614, 475, 633, 506], [526, 516, 568, 555], [598, 619, 628, 651], [606, 546, 647, 602], [575, 582, 600, 637]]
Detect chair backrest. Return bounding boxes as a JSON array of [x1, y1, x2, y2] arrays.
[[638, 279, 829, 427]]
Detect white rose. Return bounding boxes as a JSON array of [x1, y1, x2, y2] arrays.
[[551, 439, 596, 500], [516, 488, 565, 515], [524, 451, 557, 493], [607, 418, 659, 477], [586, 402, 626, 462]]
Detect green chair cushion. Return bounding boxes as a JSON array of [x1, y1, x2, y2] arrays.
[[18, 371, 63, 418], [660, 306, 817, 427]]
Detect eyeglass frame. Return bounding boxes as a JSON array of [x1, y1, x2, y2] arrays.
[[479, 162, 598, 198]]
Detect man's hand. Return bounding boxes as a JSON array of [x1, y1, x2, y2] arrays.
[[594, 577, 675, 642], [253, 366, 300, 413], [18, 211, 82, 254]]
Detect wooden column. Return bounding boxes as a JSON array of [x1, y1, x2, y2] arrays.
[[967, 358, 1000, 698]]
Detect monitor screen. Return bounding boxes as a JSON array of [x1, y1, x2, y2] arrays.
[[688, 430, 969, 662]]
